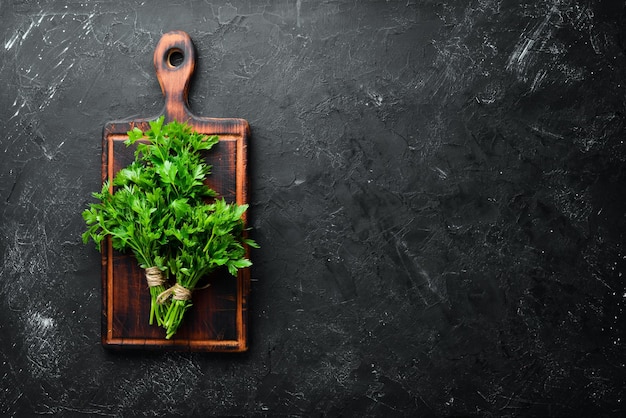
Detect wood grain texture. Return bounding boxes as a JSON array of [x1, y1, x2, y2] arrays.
[[101, 31, 250, 351]]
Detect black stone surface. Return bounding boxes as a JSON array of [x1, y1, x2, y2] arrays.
[[1, 1, 625, 416]]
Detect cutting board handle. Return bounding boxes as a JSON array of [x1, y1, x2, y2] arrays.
[[153, 31, 196, 122]]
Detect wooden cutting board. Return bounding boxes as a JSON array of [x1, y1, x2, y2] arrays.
[[100, 31, 250, 351]]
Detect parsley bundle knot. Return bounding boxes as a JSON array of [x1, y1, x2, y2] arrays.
[[156, 283, 192, 303], [145, 266, 166, 287]]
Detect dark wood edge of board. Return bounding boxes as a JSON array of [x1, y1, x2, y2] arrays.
[[103, 116, 250, 137]]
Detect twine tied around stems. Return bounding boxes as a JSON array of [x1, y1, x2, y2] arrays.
[[145, 266, 165, 287], [156, 283, 192, 304]]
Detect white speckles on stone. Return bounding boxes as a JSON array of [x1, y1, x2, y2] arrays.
[[23, 307, 64, 380], [217, 3, 238, 25]]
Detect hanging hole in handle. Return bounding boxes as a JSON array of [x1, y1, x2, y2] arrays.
[[167, 48, 185, 68]]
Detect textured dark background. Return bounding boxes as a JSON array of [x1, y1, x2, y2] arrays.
[[1, 0, 625, 416]]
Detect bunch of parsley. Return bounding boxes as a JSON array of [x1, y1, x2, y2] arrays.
[[82, 165, 172, 326], [83, 117, 257, 338], [161, 198, 256, 338]]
